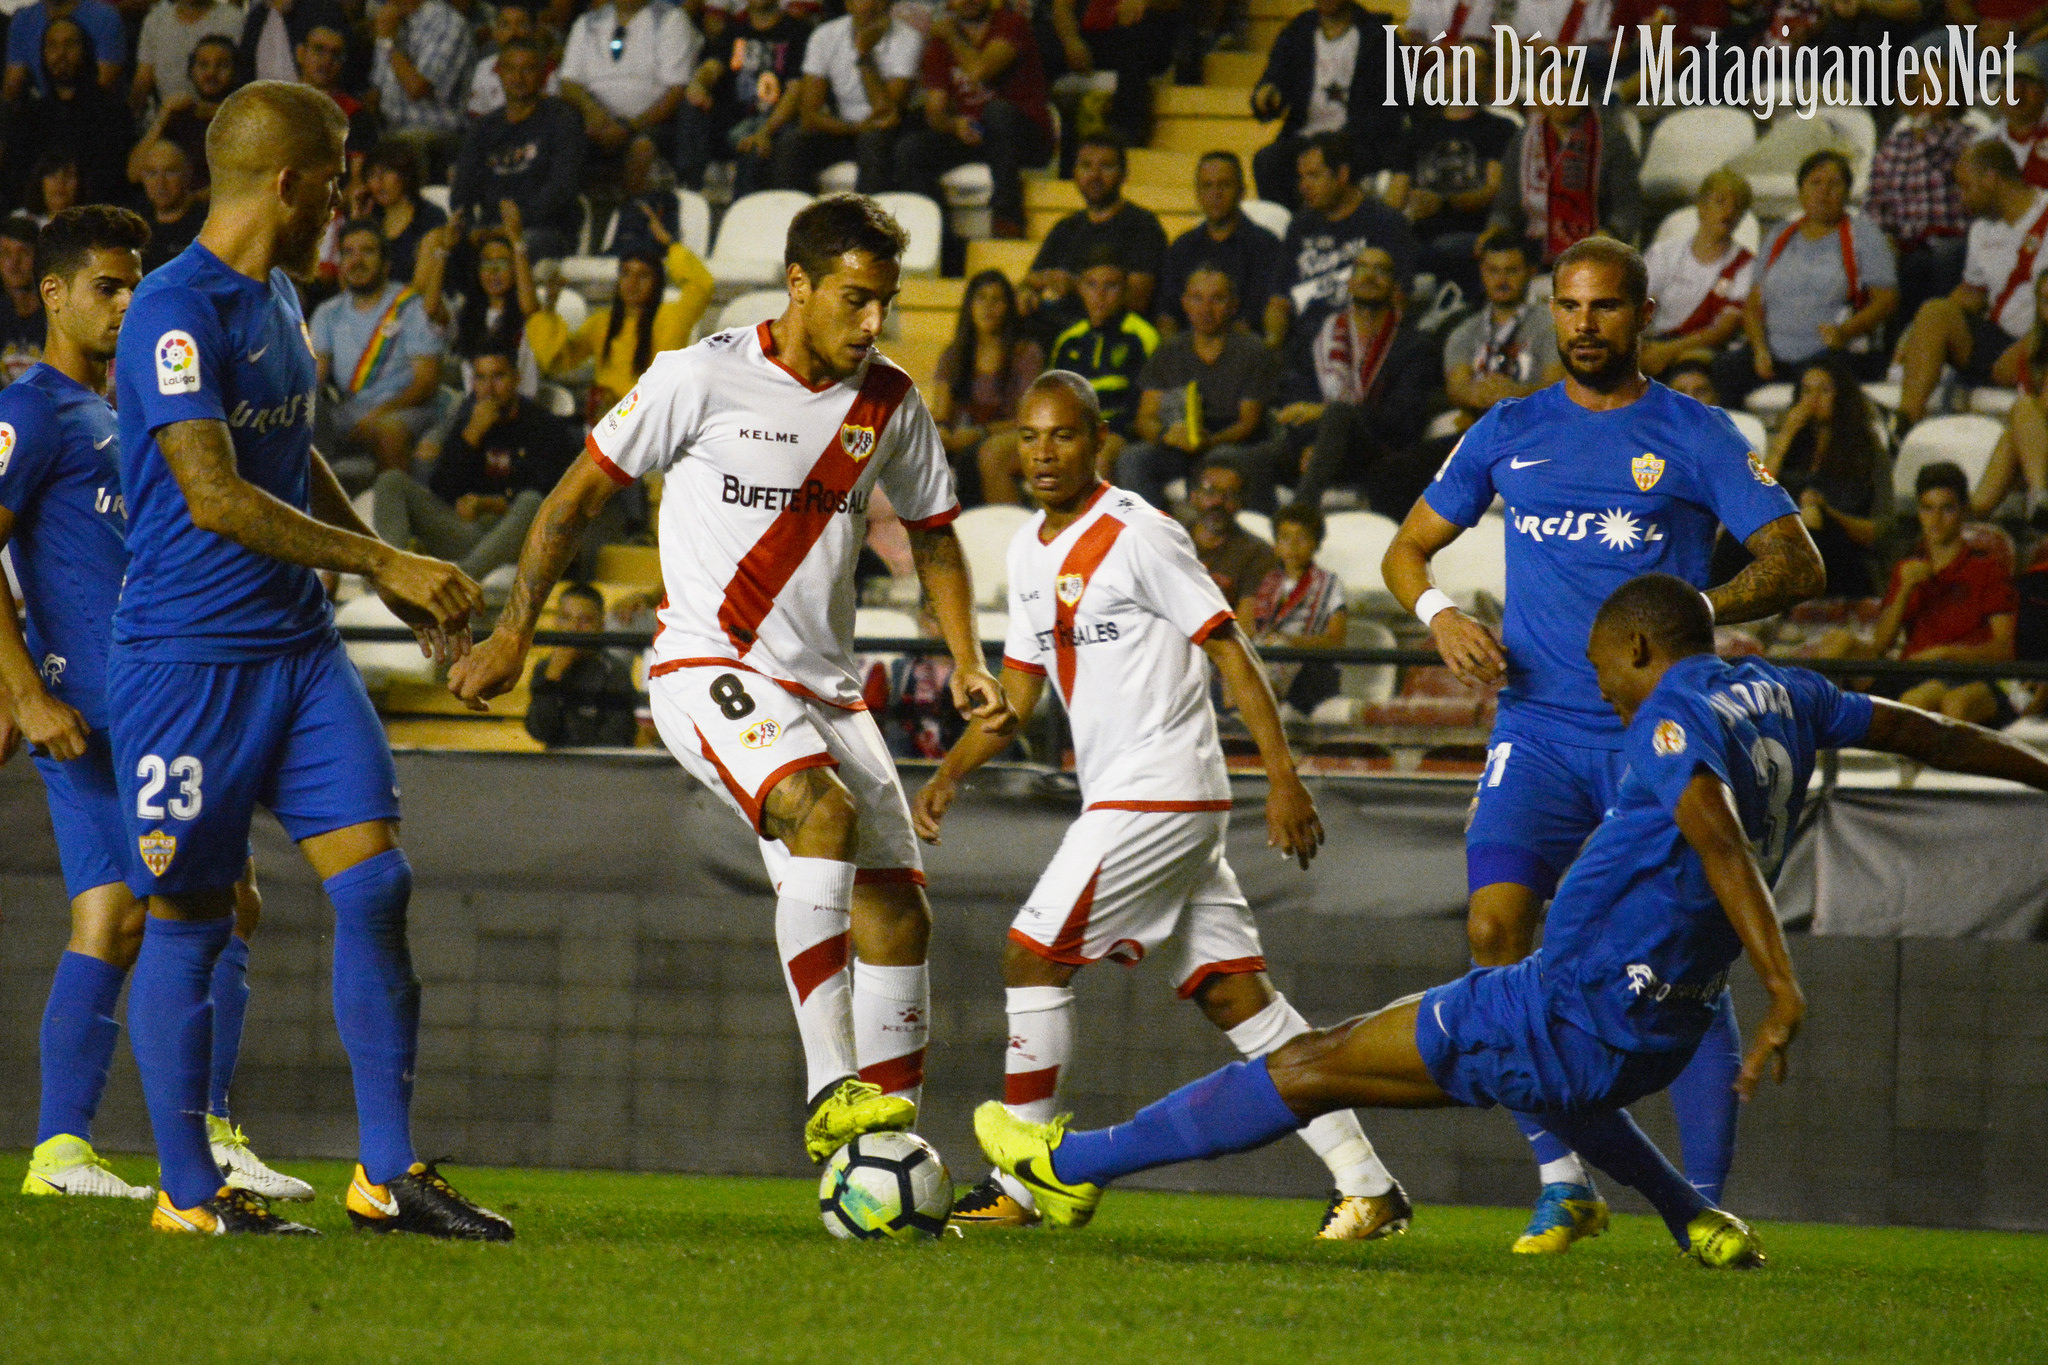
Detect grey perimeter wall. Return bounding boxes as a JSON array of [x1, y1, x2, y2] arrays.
[[3, 753, 2045, 1233]]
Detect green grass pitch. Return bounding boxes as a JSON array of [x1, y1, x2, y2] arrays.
[[1, 1155, 2043, 1364]]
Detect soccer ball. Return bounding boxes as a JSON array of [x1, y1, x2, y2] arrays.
[[818, 1132, 954, 1241]]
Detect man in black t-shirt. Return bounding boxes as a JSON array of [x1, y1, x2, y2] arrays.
[[1026, 133, 1167, 339], [1155, 152, 1285, 335], [1271, 132, 1419, 370], [680, 0, 810, 198], [134, 139, 206, 273], [1391, 90, 1518, 298]]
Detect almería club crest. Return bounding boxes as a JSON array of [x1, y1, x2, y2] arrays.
[[138, 830, 177, 876], [1632, 452, 1665, 492]]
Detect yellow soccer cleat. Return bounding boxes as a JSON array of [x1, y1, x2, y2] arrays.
[[151, 1186, 318, 1235], [804, 1078, 916, 1164], [949, 1175, 1041, 1229], [972, 1101, 1101, 1230], [1315, 1182, 1414, 1241], [1511, 1181, 1610, 1254], [1686, 1208, 1766, 1268], [21, 1134, 154, 1200]]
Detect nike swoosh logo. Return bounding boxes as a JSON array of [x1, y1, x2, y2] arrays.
[[246, 344, 269, 362], [351, 1175, 399, 1216], [93, 435, 114, 449], [1508, 458, 1550, 469], [1433, 1002, 1449, 1035], [1013, 1156, 1063, 1195]]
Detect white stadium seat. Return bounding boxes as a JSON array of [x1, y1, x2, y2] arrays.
[[951, 504, 1032, 606], [1315, 510, 1400, 606], [1240, 199, 1291, 239], [1639, 107, 1757, 203], [1339, 617, 1399, 707], [872, 193, 944, 276], [420, 184, 452, 215], [1237, 510, 1272, 543], [818, 161, 859, 194], [550, 286, 588, 333], [1893, 415, 2004, 503], [716, 290, 788, 333], [1432, 512, 1507, 611], [1745, 382, 1795, 422], [337, 594, 436, 690], [709, 191, 814, 288], [853, 608, 919, 641], [1725, 408, 1768, 453], [538, 382, 578, 419]]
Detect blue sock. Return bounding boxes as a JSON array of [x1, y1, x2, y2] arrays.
[[1667, 993, 1742, 1206], [1509, 1110, 1578, 1169], [37, 952, 128, 1144], [128, 916, 233, 1208], [327, 850, 419, 1184], [208, 935, 250, 1119], [1543, 1108, 1710, 1248], [1052, 1059, 1303, 1187]]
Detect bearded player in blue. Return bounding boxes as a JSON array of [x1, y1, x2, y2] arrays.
[[0, 207, 309, 1207], [974, 573, 2048, 1264], [109, 81, 507, 1238], [1380, 236, 1827, 1253]]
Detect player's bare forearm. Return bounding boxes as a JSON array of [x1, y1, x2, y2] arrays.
[[938, 667, 1041, 781], [497, 456, 621, 639], [1863, 697, 2048, 789], [1382, 500, 1462, 611], [1203, 626, 1294, 777], [159, 419, 393, 577], [907, 524, 983, 671], [306, 449, 376, 538], [1704, 514, 1826, 625], [1675, 772, 1802, 1006]]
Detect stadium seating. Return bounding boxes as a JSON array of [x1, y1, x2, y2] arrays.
[[952, 504, 1034, 606], [872, 193, 945, 276], [716, 290, 789, 332], [1639, 107, 1758, 204], [1893, 416, 2005, 504], [1314, 510, 1399, 609], [708, 191, 816, 290], [550, 286, 589, 333], [1430, 513, 1508, 611]]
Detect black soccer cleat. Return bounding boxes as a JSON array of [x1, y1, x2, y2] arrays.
[[152, 1185, 321, 1236], [346, 1161, 515, 1242]]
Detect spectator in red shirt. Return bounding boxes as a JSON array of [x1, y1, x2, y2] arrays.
[[893, 0, 1051, 239], [1826, 461, 2018, 726]]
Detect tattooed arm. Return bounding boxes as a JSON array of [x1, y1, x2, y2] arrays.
[[907, 523, 1017, 732], [1704, 513, 1826, 625], [448, 453, 623, 708], [159, 419, 482, 627], [307, 446, 475, 665]]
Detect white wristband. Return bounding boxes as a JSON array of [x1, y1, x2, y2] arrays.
[[1414, 588, 1457, 628]]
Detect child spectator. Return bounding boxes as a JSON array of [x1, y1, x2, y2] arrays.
[[1242, 503, 1348, 717]]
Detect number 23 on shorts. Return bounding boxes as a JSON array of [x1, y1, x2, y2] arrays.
[[136, 752, 204, 819]]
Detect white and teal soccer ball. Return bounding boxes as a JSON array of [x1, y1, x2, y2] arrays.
[[818, 1132, 953, 1241]]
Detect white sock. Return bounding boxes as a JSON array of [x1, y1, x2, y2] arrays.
[[994, 985, 1074, 1209], [1225, 995, 1395, 1199], [1539, 1154, 1591, 1188], [853, 960, 928, 1108], [775, 857, 857, 1103]]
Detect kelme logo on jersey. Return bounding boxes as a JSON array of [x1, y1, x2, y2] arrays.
[[156, 330, 200, 395], [1056, 573, 1084, 605], [1631, 452, 1665, 491], [740, 719, 782, 749], [840, 423, 876, 461], [0, 420, 13, 476], [138, 830, 177, 876], [1747, 452, 1777, 486], [1652, 720, 1687, 756]]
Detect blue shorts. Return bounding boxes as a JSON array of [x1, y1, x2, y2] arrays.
[[1466, 725, 1627, 897], [1415, 959, 1693, 1114], [33, 729, 136, 900], [107, 635, 400, 895]]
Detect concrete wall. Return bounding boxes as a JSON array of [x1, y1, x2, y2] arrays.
[[2, 753, 2044, 1231]]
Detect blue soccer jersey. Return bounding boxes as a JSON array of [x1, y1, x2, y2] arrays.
[[1424, 382, 1798, 745], [112, 242, 329, 661], [0, 363, 124, 726], [1539, 654, 1872, 1054]]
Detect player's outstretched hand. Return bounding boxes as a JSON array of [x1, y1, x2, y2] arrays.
[[953, 665, 1020, 737], [1735, 994, 1804, 1101], [12, 690, 90, 762], [1429, 608, 1507, 689], [911, 772, 958, 844], [378, 588, 475, 669], [375, 548, 485, 631], [1267, 774, 1325, 870], [448, 629, 530, 711]]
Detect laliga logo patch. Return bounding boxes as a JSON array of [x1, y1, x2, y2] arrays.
[[1056, 573, 1084, 606], [138, 829, 177, 877], [156, 330, 200, 394], [0, 420, 13, 476], [840, 423, 876, 462], [603, 387, 639, 435], [740, 718, 782, 749], [1652, 719, 1687, 756], [1632, 451, 1665, 492], [1747, 452, 1777, 486]]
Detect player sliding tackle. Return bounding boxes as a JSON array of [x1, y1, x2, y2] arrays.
[[453, 195, 1015, 1163], [917, 373, 1409, 1240], [977, 573, 2048, 1266]]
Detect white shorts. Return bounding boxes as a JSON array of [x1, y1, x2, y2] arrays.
[[647, 663, 924, 887], [1008, 806, 1264, 997]]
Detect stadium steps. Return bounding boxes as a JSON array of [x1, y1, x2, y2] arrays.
[[385, 716, 545, 751]]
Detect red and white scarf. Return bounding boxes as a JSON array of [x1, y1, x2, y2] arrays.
[[1314, 305, 1401, 404], [1520, 113, 1601, 265]]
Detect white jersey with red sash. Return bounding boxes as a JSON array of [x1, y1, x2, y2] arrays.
[[1646, 234, 1755, 338], [1964, 187, 2048, 338]]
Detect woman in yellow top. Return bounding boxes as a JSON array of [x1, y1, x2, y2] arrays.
[[529, 210, 714, 415]]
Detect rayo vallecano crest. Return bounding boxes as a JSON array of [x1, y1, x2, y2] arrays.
[[1631, 452, 1665, 492], [841, 423, 876, 461], [138, 830, 177, 876], [1056, 573, 1084, 605]]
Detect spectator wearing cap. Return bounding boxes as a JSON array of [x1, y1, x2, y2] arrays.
[[127, 33, 237, 190], [371, 0, 477, 172], [558, 0, 700, 175], [775, 0, 923, 194], [1893, 139, 2048, 432], [1154, 151, 1284, 337], [0, 216, 44, 386], [1865, 45, 1973, 326], [1248, 0, 1400, 213], [450, 36, 587, 260], [132, 0, 243, 115], [4, 0, 125, 102]]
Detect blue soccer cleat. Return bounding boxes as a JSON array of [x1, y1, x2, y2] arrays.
[[1511, 1181, 1610, 1254]]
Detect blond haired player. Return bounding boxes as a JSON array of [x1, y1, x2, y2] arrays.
[[453, 195, 1014, 1162], [914, 373, 1411, 1239]]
